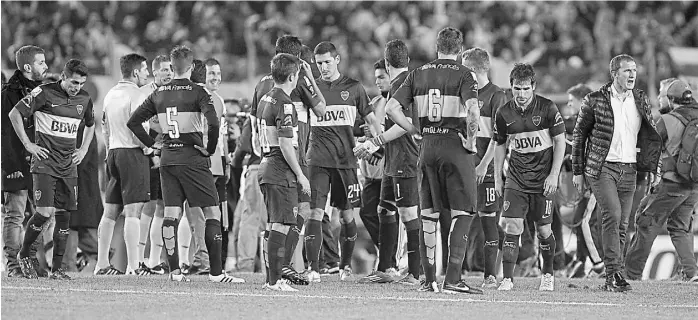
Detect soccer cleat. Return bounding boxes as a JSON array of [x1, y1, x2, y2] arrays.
[[127, 263, 154, 276], [482, 275, 498, 289], [281, 266, 309, 285], [442, 280, 484, 295], [30, 257, 48, 277], [306, 270, 321, 283], [688, 275, 698, 283], [150, 262, 169, 275], [539, 273, 554, 291], [17, 253, 38, 279], [339, 266, 353, 281], [94, 265, 124, 276], [180, 263, 193, 275], [209, 273, 245, 283], [498, 278, 514, 291], [7, 268, 24, 278], [604, 272, 631, 292], [360, 270, 394, 283], [418, 281, 439, 292], [196, 267, 210, 275], [395, 274, 421, 286], [265, 279, 299, 292], [169, 271, 191, 282], [49, 268, 72, 280]]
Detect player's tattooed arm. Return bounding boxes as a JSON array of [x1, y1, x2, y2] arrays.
[[465, 98, 480, 138]]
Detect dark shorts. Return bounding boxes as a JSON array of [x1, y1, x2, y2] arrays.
[[477, 181, 501, 212], [214, 175, 227, 203], [297, 164, 311, 203], [32, 173, 77, 211], [380, 175, 419, 209], [260, 183, 298, 225], [105, 148, 150, 205], [501, 188, 553, 225], [309, 166, 361, 211], [160, 165, 219, 208], [419, 137, 477, 212]]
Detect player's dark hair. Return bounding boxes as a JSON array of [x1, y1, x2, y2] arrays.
[[152, 54, 170, 71], [462, 47, 490, 74], [509, 63, 536, 86], [170, 45, 194, 75], [119, 53, 147, 78], [270, 53, 300, 85], [204, 58, 220, 67], [436, 27, 463, 55], [566, 83, 592, 101], [190, 59, 206, 84], [609, 54, 635, 76], [276, 35, 303, 56], [373, 59, 386, 71], [384, 39, 409, 69], [15, 45, 45, 71], [63, 59, 89, 77], [314, 41, 338, 57], [300, 45, 314, 64]]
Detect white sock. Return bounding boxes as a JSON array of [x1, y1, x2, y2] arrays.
[[139, 214, 153, 263], [96, 218, 116, 270], [178, 215, 192, 265], [124, 217, 140, 272], [148, 216, 164, 268]]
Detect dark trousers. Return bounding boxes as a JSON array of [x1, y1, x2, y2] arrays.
[[359, 178, 381, 248], [625, 180, 698, 279], [586, 162, 637, 274]]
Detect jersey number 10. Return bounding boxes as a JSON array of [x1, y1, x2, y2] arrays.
[[166, 106, 180, 139], [427, 89, 442, 122]]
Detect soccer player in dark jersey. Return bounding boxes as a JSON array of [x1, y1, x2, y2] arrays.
[[257, 53, 311, 291], [462, 48, 509, 288], [127, 45, 240, 283], [492, 63, 566, 291], [309, 41, 381, 281], [10, 59, 96, 280], [250, 35, 326, 285], [372, 28, 483, 294], [355, 39, 421, 285]]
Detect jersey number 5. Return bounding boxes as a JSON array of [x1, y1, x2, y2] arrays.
[[166, 106, 180, 139], [427, 89, 442, 122]]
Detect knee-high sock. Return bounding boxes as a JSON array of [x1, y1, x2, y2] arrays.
[[96, 217, 116, 269], [205, 219, 224, 276], [445, 215, 473, 284], [283, 215, 304, 266], [139, 214, 153, 263], [268, 230, 286, 284], [263, 230, 270, 283], [377, 213, 398, 272], [20, 213, 49, 258], [148, 216, 164, 268], [502, 233, 521, 279], [539, 234, 556, 275], [421, 217, 438, 283], [481, 216, 500, 278], [339, 219, 357, 269], [177, 215, 191, 265], [124, 217, 141, 271], [404, 218, 421, 279], [304, 219, 322, 271], [162, 218, 180, 272], [52, 211, 71, 272]]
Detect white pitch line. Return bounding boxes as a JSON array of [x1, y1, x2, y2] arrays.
[[4, 285, 698, 309]]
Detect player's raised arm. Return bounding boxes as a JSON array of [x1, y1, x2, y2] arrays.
[[299, 59, 326, 117], [127, 94, 158, 148]]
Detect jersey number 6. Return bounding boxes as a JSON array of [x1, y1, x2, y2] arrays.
[[166, 106, 180, 139], [427, 89, 442, 122]]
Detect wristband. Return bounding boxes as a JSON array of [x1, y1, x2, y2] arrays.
[[370, 134, 386, 146]]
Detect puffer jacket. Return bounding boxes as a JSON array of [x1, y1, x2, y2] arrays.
[[572, 82, 662, 178]]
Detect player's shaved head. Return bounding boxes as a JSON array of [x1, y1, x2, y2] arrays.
[[120, 53, 147, 78], [190, 59, 206, 84], [436, 27, 463, 55], [152, 54, 170, 71], [510, 63, 536, 86], [271, 53, 300, 85], [314, 41, 338, 57], [170, 45, 194, 75], [462, 47, 490, 74], [385, 39, 409, 69], [276, 35, 303, 56]]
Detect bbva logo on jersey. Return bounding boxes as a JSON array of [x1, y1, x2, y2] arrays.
[[51, 120, 78, 134], [514, 136, 542, 149], [317, 109, 347, 122]]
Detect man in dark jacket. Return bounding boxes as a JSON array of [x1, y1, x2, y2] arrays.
[[572, 54, 663, 292], [1, 45, 48, 277]]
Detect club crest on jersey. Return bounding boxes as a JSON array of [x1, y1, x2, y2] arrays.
[[34, 190, 42, 201], [340, 91, 350, 101], [532, 115, 541, 127], [284, 103, 293, 115], [503, 201, 510, 211], [76, 104, 84, 115]]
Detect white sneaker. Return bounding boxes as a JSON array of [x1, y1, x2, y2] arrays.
[[169, 272, 190, 282], [539, 273, 554, 291], [265, 279, 298, 292], [307, 270, 321, 283], [209, 273, 245, 283], [339, 266, 353, 281], [497, 278, 513, 291]]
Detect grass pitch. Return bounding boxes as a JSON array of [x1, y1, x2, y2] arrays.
[[2, 272, 697, 320]]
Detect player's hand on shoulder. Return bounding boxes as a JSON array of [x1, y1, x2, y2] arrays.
[[194, 145, 211, 157], [298, 174, 311, 196]]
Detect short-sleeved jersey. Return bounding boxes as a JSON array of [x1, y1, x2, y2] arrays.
[[493, 95, 565, 193], [475, 82, 508, 172], [256, 87, 298, 186], [15, 81, 95, 178], [391, 59, 479, 148], [384, 70, 419, 178], [128, 78, 219, 168], [103, 80, 147, 150], [308, 75, 372, 169]]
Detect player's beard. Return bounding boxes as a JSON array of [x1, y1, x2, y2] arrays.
[[32, 68, 46, 81]]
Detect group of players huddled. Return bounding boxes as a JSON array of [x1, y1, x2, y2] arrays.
[[11, 26, 568, 294]]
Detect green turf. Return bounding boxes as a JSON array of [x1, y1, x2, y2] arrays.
[[2, 273, 697, 320]]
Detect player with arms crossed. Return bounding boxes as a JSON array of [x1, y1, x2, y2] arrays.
[[127, 45, 239, 283], [462, 48, 508, 288], [10, 59, 96, 280], [257, 53, 312, 291], [378, 28, 483, 294], [492, 64, 566, 291], [308, 41, 381, 281]]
